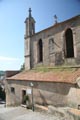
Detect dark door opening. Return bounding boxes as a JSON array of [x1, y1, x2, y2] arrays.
[[65, 28, 74, 58], [0, 86, 6, 102], [22, 90, 26, 104]]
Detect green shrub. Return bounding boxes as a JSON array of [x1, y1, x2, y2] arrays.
[[23, 95, 30, 103]]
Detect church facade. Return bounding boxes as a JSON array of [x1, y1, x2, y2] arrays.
[[5, 9, 80, 108], [25, 8, 80, 70]]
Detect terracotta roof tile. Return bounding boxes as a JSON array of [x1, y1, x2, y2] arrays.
[[6, 68, 80, 84]]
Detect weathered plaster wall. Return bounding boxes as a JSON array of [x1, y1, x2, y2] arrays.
[[6, 80, 80, 108]]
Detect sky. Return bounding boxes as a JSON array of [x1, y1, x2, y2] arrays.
[[0, 0, 80, 71]]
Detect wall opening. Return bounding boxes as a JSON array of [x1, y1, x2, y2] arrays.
[[22, 90, 26, 104], [38, 39, 43, 62], [0, 86, 6, 101], [65, 28, 74, 58], [11, 87, 15, 94]]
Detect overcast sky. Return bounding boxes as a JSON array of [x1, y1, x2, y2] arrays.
[[0, 0, 80, 70]]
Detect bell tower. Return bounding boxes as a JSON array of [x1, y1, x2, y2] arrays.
[[25, 8, 35, 37], [24, 8, 35, 70]]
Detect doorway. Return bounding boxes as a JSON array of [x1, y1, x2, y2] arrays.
[[22, 90, 26, 104]]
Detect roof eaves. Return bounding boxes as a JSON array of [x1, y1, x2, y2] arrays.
[[32, 15, 80, 36]]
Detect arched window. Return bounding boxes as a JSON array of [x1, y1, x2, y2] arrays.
[[49, 38, 54, 54], [65, 28, 74, 58], [38, 39, 43, 62]]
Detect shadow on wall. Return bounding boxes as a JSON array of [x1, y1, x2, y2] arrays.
[[38, 90, 47, 106], [36, 82, 75, 95]]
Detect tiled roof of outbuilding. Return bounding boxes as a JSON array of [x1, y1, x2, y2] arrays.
[[6, 67, 80, 84]]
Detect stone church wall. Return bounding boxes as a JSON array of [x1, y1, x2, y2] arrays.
[[29, 16, 80, 68]]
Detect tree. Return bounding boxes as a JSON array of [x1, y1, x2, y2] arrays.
[[20, 63, 25, 71]]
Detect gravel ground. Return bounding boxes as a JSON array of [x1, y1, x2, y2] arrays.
[[15, 111, 58, 120], [0, 104, 76, 120], [0, 105, 59, 120]]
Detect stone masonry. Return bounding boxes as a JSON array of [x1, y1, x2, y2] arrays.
[[24, 9, 80, 70]]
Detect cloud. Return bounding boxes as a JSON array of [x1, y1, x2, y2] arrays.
[[0, 56, 20, 61], [0, 56, 23, 70]]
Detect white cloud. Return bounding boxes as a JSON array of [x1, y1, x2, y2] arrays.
[[0, 56, 20, 61], [0, 56, 24, 70]]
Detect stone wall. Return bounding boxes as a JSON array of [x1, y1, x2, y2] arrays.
[[6, 80, 80, 108], [29, 16, 80, 68]]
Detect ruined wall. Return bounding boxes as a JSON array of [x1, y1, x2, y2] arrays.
[[6, 80, 80, 108]]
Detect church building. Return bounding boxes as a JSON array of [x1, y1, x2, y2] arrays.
[[5, 9, 80, 108], [24, 8, 80, 70]]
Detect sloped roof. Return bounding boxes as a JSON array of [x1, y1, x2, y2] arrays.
[[6, 67, 80, 84]]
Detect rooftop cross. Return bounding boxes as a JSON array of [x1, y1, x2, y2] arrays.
[[54, 14, 58, 24], [29, 8, 32, 18]]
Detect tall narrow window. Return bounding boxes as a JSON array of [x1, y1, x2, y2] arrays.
[[49, 38, 54, 54], [38, 39, 43, 62], [65, 28, 74, 58]]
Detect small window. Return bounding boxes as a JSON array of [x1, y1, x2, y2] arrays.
[[11, 87, 15, 94], [49, 38, 54, 54]]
